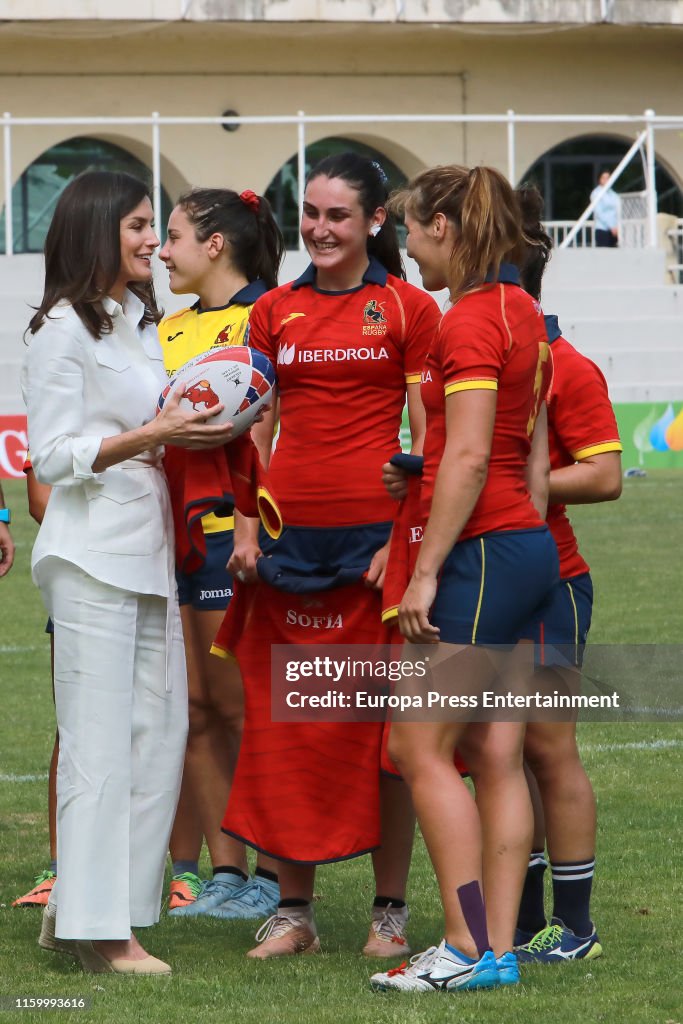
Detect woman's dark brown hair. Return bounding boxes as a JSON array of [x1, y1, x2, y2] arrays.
[[28, 170, 161, 339], [176, 187, 285, 291], [307, 152, 405, 280], [516, 183, 553, 301]]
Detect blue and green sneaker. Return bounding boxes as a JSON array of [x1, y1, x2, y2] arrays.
[[168, 871, 203, 912], [515, 918, 602, 964]]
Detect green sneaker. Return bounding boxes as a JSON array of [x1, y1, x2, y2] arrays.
[[13, 870, 56, 907], [168, 871, 203, 912]]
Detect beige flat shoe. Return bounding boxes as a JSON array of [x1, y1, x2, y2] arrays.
[[38, 906, 77, 958], [76, 942, 171, 975]]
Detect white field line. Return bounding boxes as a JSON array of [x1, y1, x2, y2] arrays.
[[0, 773, 49, 782], [1, 739, 681, 783], [580, 738, 683, 753], [0, 645, 43, 654]]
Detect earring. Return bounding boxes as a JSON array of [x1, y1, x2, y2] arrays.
[[369, 224, 381, 237]]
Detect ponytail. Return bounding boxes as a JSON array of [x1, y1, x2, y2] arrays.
[[367, 216, 405, 280], [454, 167, 522, 297], [389, 164, 524, 300], [250, 193, 287, 290], [515, 183, 553, 302], [177, 187, 285, 291]]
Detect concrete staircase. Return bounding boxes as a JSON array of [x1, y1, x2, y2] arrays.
[[541, 248, 682, 404]]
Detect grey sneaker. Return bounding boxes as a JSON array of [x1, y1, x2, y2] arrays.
[[246, 904, 320, 959], [363, 903, 411, 958]]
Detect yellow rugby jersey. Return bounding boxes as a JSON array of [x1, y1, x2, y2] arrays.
[[159, 280, 267, 375], [159, 280, 267, 535]]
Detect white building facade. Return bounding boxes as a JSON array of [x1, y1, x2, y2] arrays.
[[1, 0, 682, 472]]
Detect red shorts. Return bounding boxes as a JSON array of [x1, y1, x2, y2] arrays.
[[219, 579, 390, 863]]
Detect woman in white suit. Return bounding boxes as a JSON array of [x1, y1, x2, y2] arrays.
[[21, 170, 235, 975]]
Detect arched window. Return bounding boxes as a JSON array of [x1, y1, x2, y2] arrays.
[[265, 137, 407, 249], [0, 136, 172, 254], [521, 134, 683, 220]]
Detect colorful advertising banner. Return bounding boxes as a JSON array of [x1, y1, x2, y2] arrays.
[[617, 402, 683, 469], [0, 416, 27, 478], [400, 402, 683, 470], [3, 402, 683, 479]]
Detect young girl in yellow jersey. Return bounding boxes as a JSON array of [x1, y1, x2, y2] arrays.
[[158, 187, 285, 919]]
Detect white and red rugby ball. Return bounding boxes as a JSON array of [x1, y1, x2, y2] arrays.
[[158, 346, 275, 438]]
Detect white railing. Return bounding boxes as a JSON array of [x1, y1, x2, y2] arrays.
[[3, 108, 682, 255], [666, 219, 683, 283], [557, 131, 651, 249], [546, 220, 596, 248]]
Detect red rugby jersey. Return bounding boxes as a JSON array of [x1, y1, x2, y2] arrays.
[[248, 259, 441, 527], [420, 265, 550, 539], [545, 316, 622, 579]]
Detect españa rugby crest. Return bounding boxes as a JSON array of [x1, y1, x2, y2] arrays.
[[362, 299, 388, 336]]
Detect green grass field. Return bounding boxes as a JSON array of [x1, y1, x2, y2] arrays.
[[1, 473, 681, 1024]]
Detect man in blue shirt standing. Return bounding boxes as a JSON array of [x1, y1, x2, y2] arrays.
[[591, 170, 620, 247]]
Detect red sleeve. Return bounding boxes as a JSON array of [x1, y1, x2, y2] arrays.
[[246, 291, 276, 363], [438, 308, 507, 396], [550, 344, 622, 459], [400, 286, 441, 383]]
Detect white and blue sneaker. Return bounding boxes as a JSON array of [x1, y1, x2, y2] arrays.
[[206, 876, 280, 920], [515, 917, 602, 964], [496, 951, 520, 985], [168, 872, 248, 917], [370, 939, 500, 992]]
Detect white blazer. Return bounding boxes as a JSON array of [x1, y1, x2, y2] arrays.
[[21, 290, 174, 597]]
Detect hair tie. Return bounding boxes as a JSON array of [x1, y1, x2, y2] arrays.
[[371, 161, 388, 185], [239, 189, 260, 213]]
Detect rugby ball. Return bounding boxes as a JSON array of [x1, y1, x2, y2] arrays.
[[158, 346, 275, 438]]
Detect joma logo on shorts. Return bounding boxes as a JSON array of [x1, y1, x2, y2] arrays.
[[200, 588, 233, 600], [286, 610, 343, 629]]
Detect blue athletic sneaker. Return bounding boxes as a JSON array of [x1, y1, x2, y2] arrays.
[[496, 951, 520, 985], [515, 917, 602, 964], [168, 872, 248, 917], [370, 940, 500, 992], [206, 876, 280, 920]]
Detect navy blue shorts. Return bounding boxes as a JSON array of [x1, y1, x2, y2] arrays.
[[258, 522, 392, 593], [524, 572, 593, 668], [430, 526, 560, 646], [176, 530, 234, 611]]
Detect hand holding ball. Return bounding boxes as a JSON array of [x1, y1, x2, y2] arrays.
[[158, 347, 275, 439]]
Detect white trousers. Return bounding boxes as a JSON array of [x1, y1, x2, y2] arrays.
[[38, 557, 188, 940]]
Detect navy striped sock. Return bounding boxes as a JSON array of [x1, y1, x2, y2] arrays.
[[516, 850, 548, 936], [551, 858, 595, 938]]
